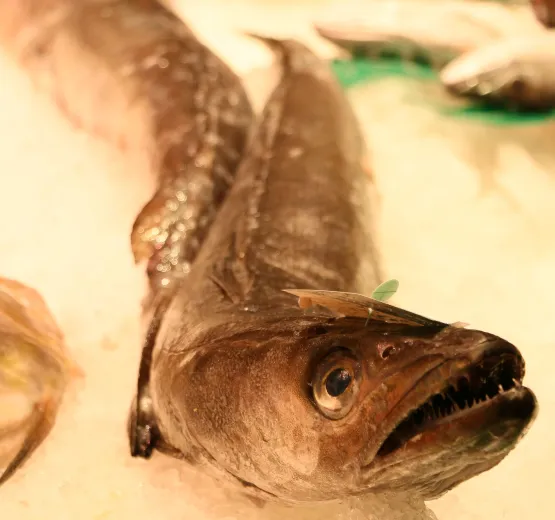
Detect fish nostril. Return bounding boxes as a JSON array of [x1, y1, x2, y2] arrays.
[[380, 345, 396, 359], [307, 325, 329, 338]]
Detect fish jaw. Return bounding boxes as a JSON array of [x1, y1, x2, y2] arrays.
[[151, 311, 536, 503], [362, 336, 537, 499]]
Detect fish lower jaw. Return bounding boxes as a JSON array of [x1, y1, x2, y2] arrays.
[[367, 339, 538, 472]]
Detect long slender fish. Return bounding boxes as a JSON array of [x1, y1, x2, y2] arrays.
[[0, 0, 254, 293], [440, 32, 555, 110], [132, 37, 538, 503], [0, 277, 79, 484], [0, 0, 253, 484]]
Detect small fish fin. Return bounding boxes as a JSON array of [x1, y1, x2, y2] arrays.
[[0, 397, 57, 485], [283, 289, 448, 328], [131, 181, 204, 293], [450, 321, 470, 328]]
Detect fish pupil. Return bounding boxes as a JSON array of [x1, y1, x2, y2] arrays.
[[325, 368, 352, 397]]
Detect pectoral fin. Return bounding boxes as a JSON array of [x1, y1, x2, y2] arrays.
[[283, 289, 448, 328]]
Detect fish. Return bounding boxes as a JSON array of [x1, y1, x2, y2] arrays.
[[530, 0, 555, 27], [313, 1, 540, 69], [0, 0, 254, 475], [440, 32, 555, 110], [130, 36, 538, 504], [0, 277, 79, 484], [0, 0, 254, 294]]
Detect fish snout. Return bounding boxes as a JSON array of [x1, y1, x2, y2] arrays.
[[360, 328, 536, 497]]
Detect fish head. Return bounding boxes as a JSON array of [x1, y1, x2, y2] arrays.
[[163, 309, 537, 503], [440, 38, 555, 111]]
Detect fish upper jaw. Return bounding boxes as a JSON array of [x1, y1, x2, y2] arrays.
[[360, 335, 537, 497]]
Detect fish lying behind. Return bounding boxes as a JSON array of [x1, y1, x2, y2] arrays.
[[131, 35, 538, 505], [0, 277, 79, 484], [0, 0, 254, 294], [530, 0, 555, 27], [313, 1, 540, 69], [440, 32, 555, 110], [0, 0, 255, 463]]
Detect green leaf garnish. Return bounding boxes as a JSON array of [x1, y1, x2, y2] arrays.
[[371, 279, 399, 302]]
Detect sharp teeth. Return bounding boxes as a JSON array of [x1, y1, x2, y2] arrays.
[[446, 393, 458, 409], [498, 384, 504, 393], [512, 378, 521, 387]]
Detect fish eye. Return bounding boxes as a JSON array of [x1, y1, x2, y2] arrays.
[[325, 368, 352, 396], [312, 348, 361, 420]]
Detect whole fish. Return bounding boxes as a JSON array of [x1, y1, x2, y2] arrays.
[[0, 0, 254, 293], [0, 277, 79, 484], [0, 0, 253, 481], [313, 1, 540, 69], [440, 32, 555, 110], [131, 37, 538, 504]]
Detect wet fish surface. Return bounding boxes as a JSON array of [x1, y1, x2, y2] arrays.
[[132, 36, 538, 504], [440, 32, 555, 110], [0, 277, 79, 484], [0, 0, 254, 293], [0, 0, 254, 486], [0, 0, 540, 507]]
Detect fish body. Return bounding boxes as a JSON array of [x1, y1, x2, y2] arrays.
[[313, 1, 540, 68], [530, 0, 555, 27], [0, 0, 254, 292], [0, 277, 78, 484], [440, 32, 555, 110], [0, 0, 539, 505], [137, 38, 537, 504], [0, 0, 255, 477]]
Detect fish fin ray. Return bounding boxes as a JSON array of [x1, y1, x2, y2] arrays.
[[283, 289, 448, 327]]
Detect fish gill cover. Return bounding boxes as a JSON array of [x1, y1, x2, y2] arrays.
[[330, 57, 555, 126]]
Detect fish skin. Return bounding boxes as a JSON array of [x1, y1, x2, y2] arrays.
[[0, 0, 254, 294], [530, 0, 555, 27], [0, 277, 79, 485], [140, 37, 537, 504], [0, 0, 539, 505], [0, 0, 254, 471], [440, 33, 555, 110]]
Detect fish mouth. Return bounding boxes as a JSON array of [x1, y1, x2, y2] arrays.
[[369, 339, 537, 469]]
